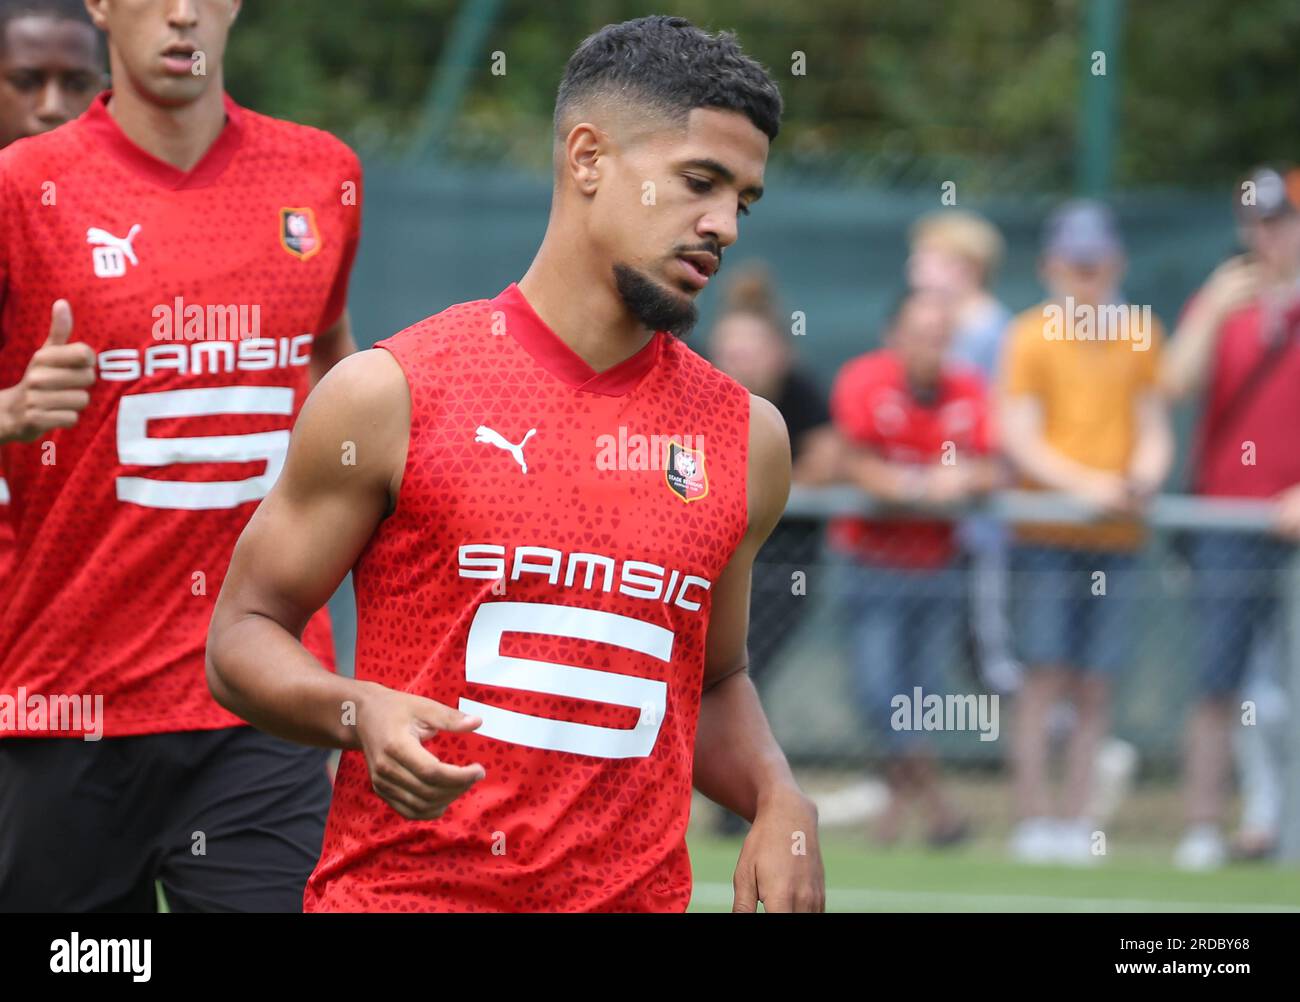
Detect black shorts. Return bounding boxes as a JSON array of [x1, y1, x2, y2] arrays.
[[0, 726, 331, 913]]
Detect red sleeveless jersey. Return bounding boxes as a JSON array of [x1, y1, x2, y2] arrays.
[[0, 92, 360, 738], [305, 283, 750, 912]]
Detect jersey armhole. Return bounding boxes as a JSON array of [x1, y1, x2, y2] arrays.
[[739, 385, 753, 554], [372, 341, 415, 522]]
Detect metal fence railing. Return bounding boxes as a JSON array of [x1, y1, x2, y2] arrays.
[[751, 487, 1300, 860]]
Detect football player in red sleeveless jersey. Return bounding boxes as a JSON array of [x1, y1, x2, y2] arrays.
[[0, 0, 360, 911], [0, 0, 105, 589], [209, 16, 825, 913]]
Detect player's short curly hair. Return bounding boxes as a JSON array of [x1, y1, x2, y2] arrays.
[[554, 15, 783, 143]]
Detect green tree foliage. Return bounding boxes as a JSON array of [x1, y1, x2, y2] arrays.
[[224, 0, 1300, 188]]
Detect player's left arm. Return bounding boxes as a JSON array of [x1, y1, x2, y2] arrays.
[[693, 392, 825, 913], [309, 309, 358, 387]]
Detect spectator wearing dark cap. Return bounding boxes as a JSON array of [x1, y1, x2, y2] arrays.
[[999, 200, 1173, 865], [1161, 164, 1300, 870]]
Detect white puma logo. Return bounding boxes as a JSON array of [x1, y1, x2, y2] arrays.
[[86, 224, 142, 265], [475, 424, 536, 474]]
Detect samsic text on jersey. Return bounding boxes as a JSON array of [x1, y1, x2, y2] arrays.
[[305, 284, 750, 912], [0, 92, 362, 737]]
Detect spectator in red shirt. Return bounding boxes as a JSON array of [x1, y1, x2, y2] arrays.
[[830, 289, 999, 846], [1161, 164, 1300, 870]]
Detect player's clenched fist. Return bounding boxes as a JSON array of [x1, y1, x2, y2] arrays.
[[353, 682, 486, 821], [0, 300, 95, 443]]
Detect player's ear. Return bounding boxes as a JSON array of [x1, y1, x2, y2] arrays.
[[563, 123, 602, 196], [83, 0, 109, 31]]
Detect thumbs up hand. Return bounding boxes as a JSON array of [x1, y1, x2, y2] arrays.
[[0, 300, 96, 443]]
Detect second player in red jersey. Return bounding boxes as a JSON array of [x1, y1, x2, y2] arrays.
[[208, 16, 824, 912], [0, 87, 357, 734], [0, 0, 106, 584], [0, 0, 360, 913]]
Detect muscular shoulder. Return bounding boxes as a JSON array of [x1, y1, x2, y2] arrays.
[[287, 347, 410, 503]]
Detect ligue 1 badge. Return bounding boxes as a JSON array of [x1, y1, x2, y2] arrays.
[[279, 207, 321, 261], [665, 440, 708, 503]]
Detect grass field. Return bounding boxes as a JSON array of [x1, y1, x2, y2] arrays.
[[686, 832, 1300, 913]]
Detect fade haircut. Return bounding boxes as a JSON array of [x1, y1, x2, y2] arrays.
[[553, 15, 783, 148]]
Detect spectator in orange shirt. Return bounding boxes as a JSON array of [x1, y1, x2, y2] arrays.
[[999, 201, 1173, 865]]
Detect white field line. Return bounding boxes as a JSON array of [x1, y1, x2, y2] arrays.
[[691, 882, 1300, 913]]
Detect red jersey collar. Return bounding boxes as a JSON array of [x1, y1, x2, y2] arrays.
[[81, 90, 244, 190], [492, 282, 664, 396]]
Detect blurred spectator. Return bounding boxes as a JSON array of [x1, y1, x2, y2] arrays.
[[707, 263, 837, 834], [999, 200, 1173, 865], [908, 210, 1013, 377], [1160, 164, 1300, 870], [908, 210, 1021, 694], [830, 289, 998, 847]]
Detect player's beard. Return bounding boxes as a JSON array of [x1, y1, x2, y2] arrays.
[[612, 263, 698, 339]]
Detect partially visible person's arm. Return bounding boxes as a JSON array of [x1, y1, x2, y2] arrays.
[[790, 423, 842, 486], [999, 394, 1129, 513], [997, 318, 1131, 513], [1274, 483, 1300, 540], [1160, 257, 1259, 401], [309, 310, 358, 386], [841, 441, 1000, 506], [1127, 394, 1174, 500], [207, 348, 485, 821], [692, 393, 824, 913], [841, 445, 923, 503]]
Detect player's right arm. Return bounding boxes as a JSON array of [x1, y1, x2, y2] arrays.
[[206, 348, 486, 821], [0, 300, 95, 444]]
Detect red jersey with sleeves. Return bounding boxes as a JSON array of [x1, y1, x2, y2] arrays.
[[1188, 295, 1300, 498], [0, 91, 362, 738], [829, 349, 991, 568], [304, 283, 751, 913]]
